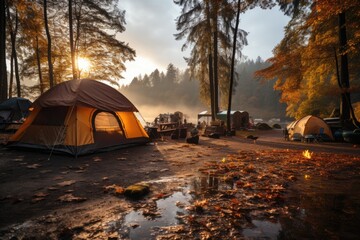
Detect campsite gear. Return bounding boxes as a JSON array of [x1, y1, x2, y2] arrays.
[[208, 133, 220, 139], [246, 135, 259, 143], [198, 110, 249, 130], [190, 127, 199, 137], [8, 79, 149, 155], [0, 98, 32, 130], [342, 129, 360, 144], [286, 115, 334, 141], [186, 135, 199, 144], [146, 126, 160, 139]]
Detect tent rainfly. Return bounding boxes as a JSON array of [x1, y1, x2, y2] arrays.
[[8, 79, 149, 155]]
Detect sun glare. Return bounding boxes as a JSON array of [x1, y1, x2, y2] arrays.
[[77, 57, 91, 72]]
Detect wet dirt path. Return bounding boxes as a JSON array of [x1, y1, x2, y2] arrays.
[[1, 133, 360, 239]]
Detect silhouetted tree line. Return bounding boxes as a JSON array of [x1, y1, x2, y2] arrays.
[[120, 60, 287, 120], [120, 64, 204, 110]]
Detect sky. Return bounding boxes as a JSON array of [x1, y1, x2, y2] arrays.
[[119, 1, 290, 86]]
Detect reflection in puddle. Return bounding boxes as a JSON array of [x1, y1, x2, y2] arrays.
[[122, 190, 191, 239], [118, 174, 360, 239], [280, 175, 360, 239]]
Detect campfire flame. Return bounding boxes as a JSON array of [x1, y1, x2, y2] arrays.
[[302, 150, 313, 159]]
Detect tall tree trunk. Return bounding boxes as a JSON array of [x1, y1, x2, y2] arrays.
[[69, 0, 77, 79], [206, 0, 215, 121], [7, 2, 13, 98], [12, 12, 20, 97], [226, 0, 241, 133], [75, 8, 81, 76], [35, 36, 44, 94], [212, 9, 219, 114], [208, 54, 215, 121], [0, 0, 7, 102], [9, 50, 13, 97], [44, 0, 54, 87], [338, 11, 354, 129]]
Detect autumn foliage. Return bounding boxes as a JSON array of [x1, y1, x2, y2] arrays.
[[256, 0, 360, 119]]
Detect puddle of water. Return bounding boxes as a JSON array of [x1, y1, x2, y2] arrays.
[[242, 220, 282, 239], [121, 190, 191, 239], [117, 174, 360, 239], [279, 175, 360, 239]]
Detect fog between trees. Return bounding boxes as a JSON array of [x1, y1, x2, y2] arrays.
[[120, 59, 287, 123]]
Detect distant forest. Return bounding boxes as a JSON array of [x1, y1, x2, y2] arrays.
[[120, 59, 287, 123]]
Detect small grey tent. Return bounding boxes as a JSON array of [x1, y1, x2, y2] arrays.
[[0, 97, 32, 130]]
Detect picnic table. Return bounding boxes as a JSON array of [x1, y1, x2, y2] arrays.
[[158, 122, 179, 135]]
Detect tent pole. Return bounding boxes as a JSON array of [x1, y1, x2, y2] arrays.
[[47, 105, 76, 161]]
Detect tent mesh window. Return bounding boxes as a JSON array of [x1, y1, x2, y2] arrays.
[[32, 107, 68, 126], [94, 112, 123, 134]]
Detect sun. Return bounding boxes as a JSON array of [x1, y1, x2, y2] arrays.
[[77, 57, 91, 73]]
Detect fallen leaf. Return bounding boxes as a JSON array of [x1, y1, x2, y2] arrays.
[[221, 209, 233, 214], [160, 225, 186, 233], [57, 180, 76, 187], [104, 184, 125, 195], [31, 197, 45, 203], [47, 186, 59, 191], [27, 164, 41, 169], [114, 186, 124, 194], [33, 192, 49, 198], [58, 194, 87, 202], [214, 205, 222, 211]]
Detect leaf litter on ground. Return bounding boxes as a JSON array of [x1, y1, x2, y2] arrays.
[[154, 149, 360, 239]]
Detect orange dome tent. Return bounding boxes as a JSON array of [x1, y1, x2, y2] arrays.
[[8, 79, 149, 156]]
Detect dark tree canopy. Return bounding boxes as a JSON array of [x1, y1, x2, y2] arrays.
[[2, 0, 135, 99]]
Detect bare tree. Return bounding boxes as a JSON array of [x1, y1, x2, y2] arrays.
[[6, 3, 20, 97], [226, 0, 241, 133], [68, 0, 77, 79], [0, 0, 7, 101], [43, 0, 54, 87]]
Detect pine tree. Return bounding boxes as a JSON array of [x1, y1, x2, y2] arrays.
[[175, 0, 246, 121]]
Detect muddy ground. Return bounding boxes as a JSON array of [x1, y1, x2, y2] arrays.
[[1, 130, 360, 239]]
